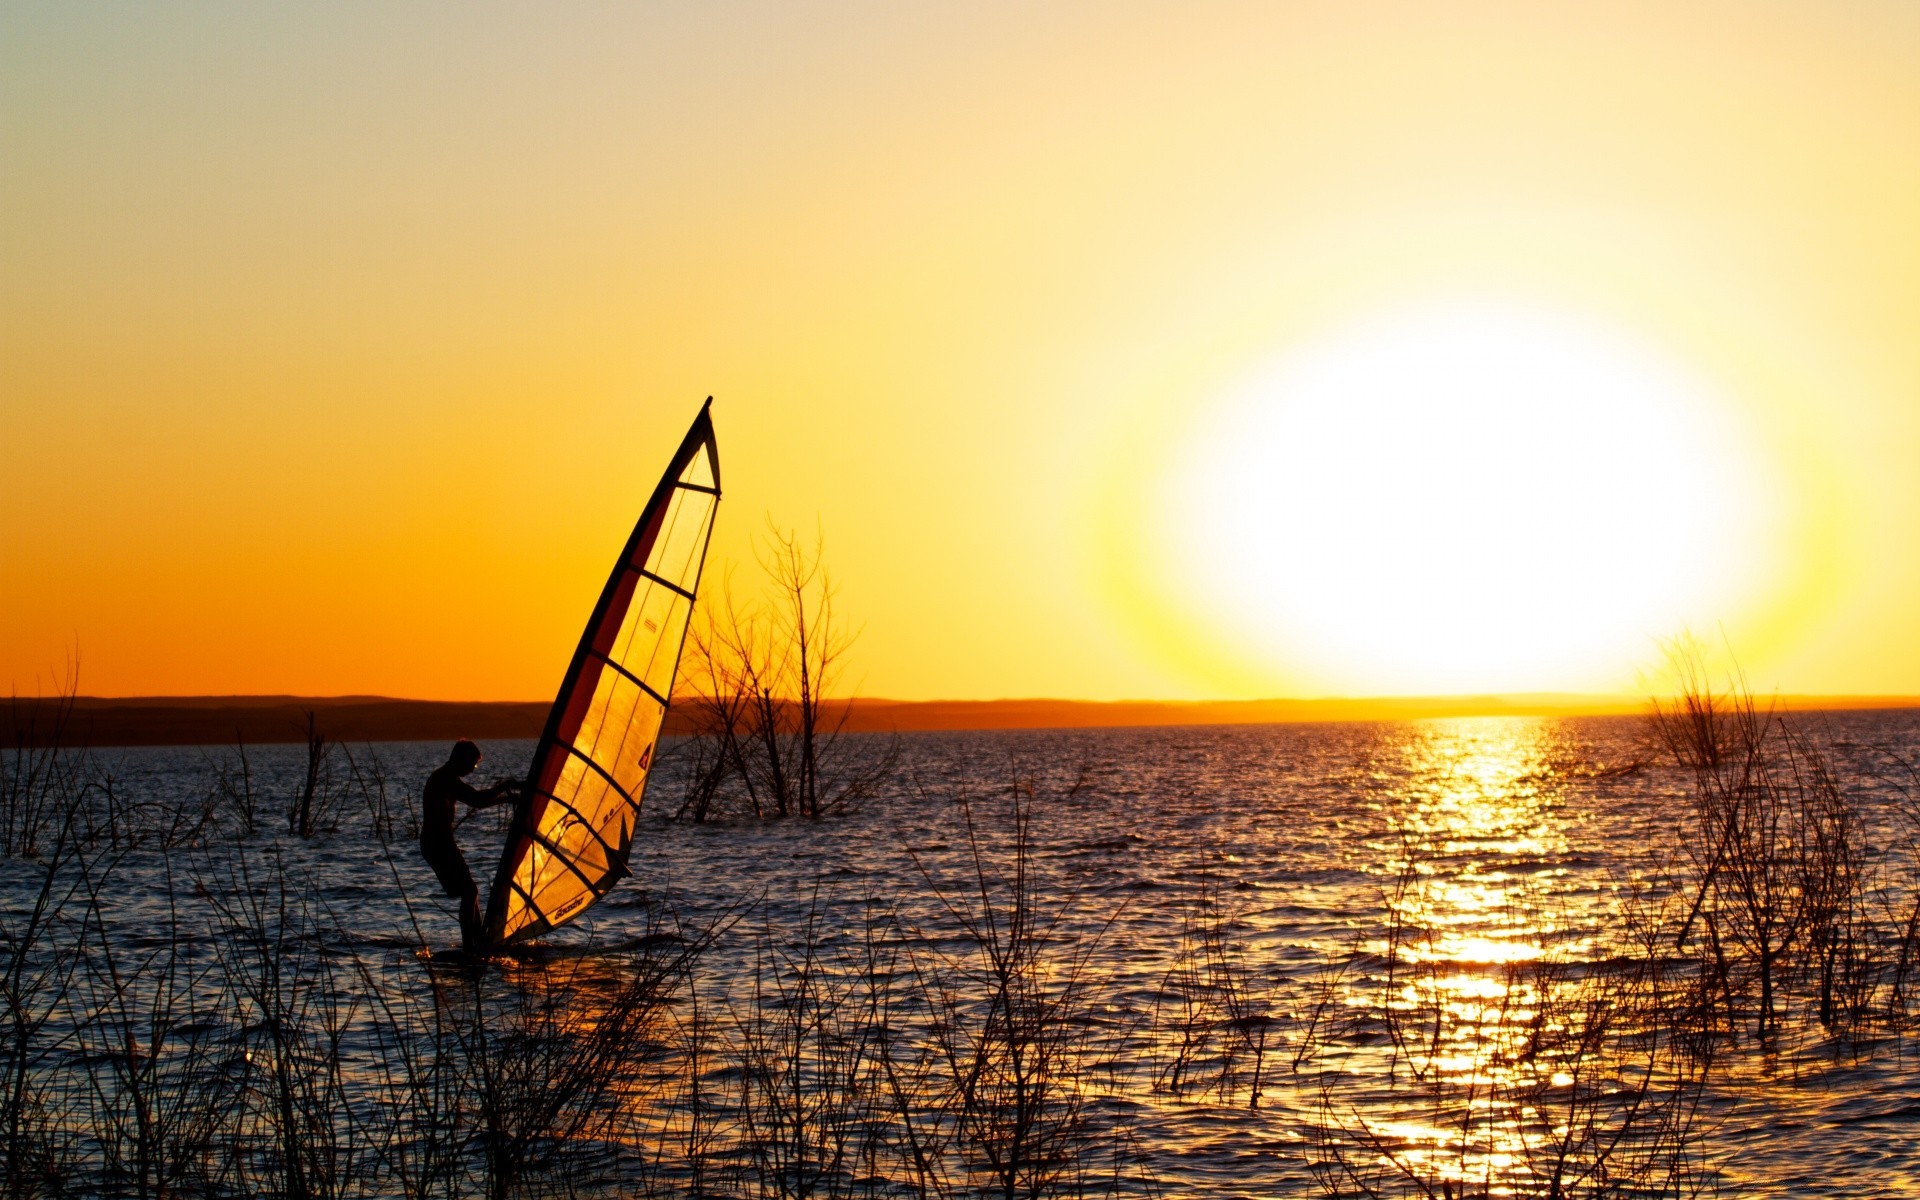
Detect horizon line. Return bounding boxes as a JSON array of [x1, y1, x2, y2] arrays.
[[16, 690, 1920, 707], [8, 691, 1920, 748]]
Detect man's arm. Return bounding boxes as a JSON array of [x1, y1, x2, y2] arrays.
[[480, 779, 521, 808], [455, 778, 520, 810]]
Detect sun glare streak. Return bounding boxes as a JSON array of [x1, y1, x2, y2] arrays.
[[1151, 300, 1778, 695], [1373, 718, 1573, 971], [1339, 719, 1597, 1189]]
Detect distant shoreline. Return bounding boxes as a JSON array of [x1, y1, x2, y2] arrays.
[[6, 692, 1920, 748]]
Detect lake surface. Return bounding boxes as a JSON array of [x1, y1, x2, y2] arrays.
[[11, 712, 1920, 1197]]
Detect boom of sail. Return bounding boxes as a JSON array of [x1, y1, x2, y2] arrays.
[[483, 401, 720, 947]]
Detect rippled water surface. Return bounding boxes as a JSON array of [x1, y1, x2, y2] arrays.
[[16, 713, 1920, 1196]]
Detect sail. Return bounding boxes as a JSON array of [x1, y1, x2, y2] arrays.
[[483, 401, 720, 947]]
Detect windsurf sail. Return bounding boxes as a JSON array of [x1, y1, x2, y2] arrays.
[[483, 400, 720, 947]]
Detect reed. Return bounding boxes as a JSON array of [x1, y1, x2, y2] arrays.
[[197, 842, 361, 1199], [0, 808, 93, 1198], [73, 853, 234, 1199], [1, 689, 91, 860], [655, 778, 1149, 1199], [912, 784, 1136, 1199], [456, 938, 703, 1200], [209, 736, 261, 837], [350, 953, 468, 1200]]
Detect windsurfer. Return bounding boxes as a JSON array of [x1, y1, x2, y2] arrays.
[[421, 739, 518, 952]]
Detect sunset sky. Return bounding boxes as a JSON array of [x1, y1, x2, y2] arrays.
[[4, 3, 1919, 703]]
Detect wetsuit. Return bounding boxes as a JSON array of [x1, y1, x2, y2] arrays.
[[422, 766, 486, 894]]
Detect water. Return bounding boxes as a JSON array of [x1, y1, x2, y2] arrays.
[[9, 712, 1920, 1197]]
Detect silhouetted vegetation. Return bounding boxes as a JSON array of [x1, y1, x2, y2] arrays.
[[1304, 837, 1720, 1199], [11, 665, 1920, 1196], [1649, 651, 1920, 1048], [0, 756, 1156, 1198], [672, 525, 895, 823]]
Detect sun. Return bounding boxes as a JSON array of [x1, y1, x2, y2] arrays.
[[1148, 300, 1777, 695]]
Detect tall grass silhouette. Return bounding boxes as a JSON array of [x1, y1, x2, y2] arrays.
[[7, 685, 1920, 1196]]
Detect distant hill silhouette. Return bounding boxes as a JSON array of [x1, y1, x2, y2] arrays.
[[2, 695, 548, 748], [6, 692, 1919, 747]]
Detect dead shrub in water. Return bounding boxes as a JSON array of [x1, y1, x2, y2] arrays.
[[670, 529, 896, 823], [1307, 882, 1719, 1199], [1650, 652, 1893, 1045], [210, 737, 264, 837], [288, 711, 337, 839], [1152, 883, 1296, 1109], [912, 784, 1139, 1199], [453, 931, 707, 1200], [714, 891, 902, 1200], [669, 576, 760, 825]]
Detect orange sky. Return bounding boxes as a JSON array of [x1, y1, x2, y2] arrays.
[[4, 3, 1919, 702]]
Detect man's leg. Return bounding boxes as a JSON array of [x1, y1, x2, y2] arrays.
[[427, 843, 483, 951], [458, 887, 483, 952]]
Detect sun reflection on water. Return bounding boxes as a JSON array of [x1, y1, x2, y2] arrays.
[[1376, 717, 1576, 968], [1341, 718, 1610, 1194]]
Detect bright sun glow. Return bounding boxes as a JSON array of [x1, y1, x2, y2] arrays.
[[1154, 301, 1776, 694]]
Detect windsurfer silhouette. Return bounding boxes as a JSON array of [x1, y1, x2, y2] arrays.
[[421, 740, 517, 952]]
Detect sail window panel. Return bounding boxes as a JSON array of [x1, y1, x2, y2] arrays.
[[606, 580, 689, 692], [681, 444, 716, 490], [545, 748, 595, 814], [527, 816, 623, 904], [609, 705, 665, 797], [528, 867, 597, 929], [570, 662, 651, 776], [502, 900, 541, 940], [529, 784, 629, 875], [623, 589, 693, 709], [512, 840, 552, 925], [548, 752, 624, 835], [524, 831, 594, 898], [644, 488, 717, 595], [539, 810, 616, 888], [508, 853, 542, 913], [525, 867, 559, 911], [525, 836, 548, 887], [529, 855, 568, 893]]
